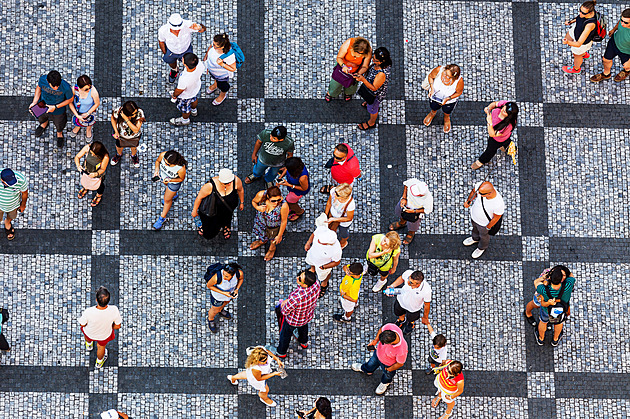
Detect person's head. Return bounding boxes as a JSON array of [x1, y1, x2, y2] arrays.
[[76, 75, 92, 91], [223, 262, 242, 280], [373, 47, 392, 69], [284, 157, 305, 179], [183, 52, 199, 70], [621, 9, 630, 26], [381, 231, 401, 251], [0, 169, 17, 187], [494, 101, 519, 132], [408, 270, 424, 288], [298, 269, 317, 288], [213, 33, 231, 54], [347, 262, 364, 277], [119, 100, 140, 121], [433, 334, 447, 349], [168, 13, 183, 33], [379, 330, 398, 345], [334, 183, 352, 201], [478, 182, 496, 198], [244, 347, 268, 368], [580, 1, 596, 15], [549, 265, 569, 285], [315, 397, 332, 419], [218, 168, 235, 184], [164, 150, 188, 167], [46, 70, 62, 89], [446, 360, 463, 377], [333, 143, 349, 161], [90, 141, 109, 159], [316, 227, 338, 246], [443, 64, 461, 81], [270, 125, 288, 142], [264, 185, 282, 206], [96, 286, 111, 307], [352, 37, 372, 57]]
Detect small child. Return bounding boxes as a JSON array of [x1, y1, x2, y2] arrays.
[[425, 321, 448, 374], [333, 262, 365, 323]]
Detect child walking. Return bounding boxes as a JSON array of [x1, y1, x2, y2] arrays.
[[333, 262, 365, 323], [425, 321, 448, 374]]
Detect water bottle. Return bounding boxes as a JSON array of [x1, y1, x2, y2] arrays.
[[383, 288, 402, 297]]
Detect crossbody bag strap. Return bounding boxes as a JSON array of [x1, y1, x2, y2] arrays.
[[480, 196, 493, 223], [340, 195, 352, 217]]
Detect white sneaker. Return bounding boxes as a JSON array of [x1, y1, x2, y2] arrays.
[[472, 248, 485, 259], [95, 349, 108, 369], [259, 397, 277, 407], [351, 362, 364, 373], [463, 237, 479, 246], [190, 108, 198, 117], [372, 279, 387, 292], [169, 117, 190, 126], [227, 375, 238, 385], [375, 382, 390, 395], [85, 340, 93, 353]]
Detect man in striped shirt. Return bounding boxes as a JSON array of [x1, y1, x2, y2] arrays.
[[0, 169, 29, 241]]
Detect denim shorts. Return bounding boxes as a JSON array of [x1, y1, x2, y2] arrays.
[[167, 181, 182, 192], [209, 293, 229, 307], [531, 292, 541, 308], [162, 45, 193, 64], [338, 225, 350, 239], [539, 307, 549, 323]]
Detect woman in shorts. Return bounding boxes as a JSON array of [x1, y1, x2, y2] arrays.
[[227, 346, 284, 407], [152, 150, 187, 230], [366, 231, 401, 292], [431, 360, 465, 419], [69, 75, 100, 141], [203, 33, 237, 106], [110, 101, 146, 167]]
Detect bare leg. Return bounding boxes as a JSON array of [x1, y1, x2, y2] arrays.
[[573, 53, 585, 71], [602, 58, 613, 75], [259, 385, 274, 404], [96, 343, 106, 361], [553, 323, 564, 340], [525, 300, 537, 317], [538, 321, 547, 340], [161, 188, 177, 218], [86, 125, 93, 137], [130, 147, 138, 156]]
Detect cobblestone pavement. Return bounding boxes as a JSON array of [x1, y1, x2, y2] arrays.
[[1, 0, 630, 418]]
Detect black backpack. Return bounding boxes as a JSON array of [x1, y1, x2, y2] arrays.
[[204, 263, 226, 285], [546, 282, 569, 324]]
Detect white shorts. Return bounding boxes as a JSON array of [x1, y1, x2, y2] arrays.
[[434, 376, 456, 404], [569, 26, 593, 55], [314, 265, 333, 282], [340, 296, 357, 312]]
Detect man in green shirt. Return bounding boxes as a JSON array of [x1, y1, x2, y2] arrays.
[[591, 8, 630, 82], [0, 169, 29, 241], [534, 266, 576, 347], [245, 126, 294, 189]]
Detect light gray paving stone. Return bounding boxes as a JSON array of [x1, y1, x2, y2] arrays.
[[528, 371, 555, 398], [89, 367, 119, 394], [522, 236, 549, 262], [413, 396, 528, 418], [118, 393, 238, 418], [0, 392, 88, 418], [92, 230, 120, 256], [556, 398, 630, 419]]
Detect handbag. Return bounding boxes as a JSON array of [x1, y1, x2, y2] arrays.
[[401, 208, 421, 223], [366, 248, 394, 275], [331, 64, 355, 88], [357, 83, 376, 105], [481, 196, 502, 236], [80, 173, 102, 191], [199, 179, 231, 217], [327, 194, 353, 231]]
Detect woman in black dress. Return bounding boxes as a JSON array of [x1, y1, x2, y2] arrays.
[[191, 168, 244, 239]]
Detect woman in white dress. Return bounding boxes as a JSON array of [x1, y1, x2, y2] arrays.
[[227, 346, 284, 407]]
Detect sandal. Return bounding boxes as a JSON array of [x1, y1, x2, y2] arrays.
[[5, 225, 15, 241], [319, 185, 333, 195], [614, 70, 629, 82], [431, 396, 441, 408], [344, 94, 352, 101], [250, 240, 265, 250], [223, 227, 231, 240], [319, 284, 328, 298], [264, 247, 276, 261], [403, 231, 415, 245], [244, 173, 260, 184], [423, 112, 435, 127], [77, 188, 88, 199], [288, 211, 304, 222], [90, 194, 102, 207], [197, 227, 204, 236], [389, 221, 406, 231], [212, 96, 227, 106], [324, 93, 332, 102], [357, 121, 376, 130]]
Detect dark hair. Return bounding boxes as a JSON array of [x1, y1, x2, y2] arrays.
[[622, 8, 630, 18], [213, 33, 231, 54], [493, 101, 519, 132], [224, 262, 242, 277], [96, 286, 111, 307], [301, 269, 317, 287], [164, 150, 188, 167], [264, 185, 282, 199], [433, 334, 447, 348], [410, 270, 424, 282], [373, 47, 392, 69], [284, 157, 305, 178], [76, 74, 92, 89], [549, 265, 570, 285], [448, 361, 463, 376], [315, 397, 332, 419], [183, 52, 199, 69], [335, 143, 348, 155], [379, 330, 398, 345], [117, 101, 141, 125], [444, 64, 461, 80], [581, 1, 596, 13], [348, 262, 364, 275], [47, 70, 62, 87], [271, 125, 287, 140], [90, 141, 109, 159]]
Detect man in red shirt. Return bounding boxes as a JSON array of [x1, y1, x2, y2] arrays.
[[274, 269, 320, 358], [320, 143, 361, 194], [351, 323, 408, 394]]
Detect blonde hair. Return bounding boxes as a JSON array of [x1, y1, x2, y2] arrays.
[[245, 347, 268, 368], [335, 183, 353, 199], [384, 231, 401, 250], [352, 37, 372, 56]]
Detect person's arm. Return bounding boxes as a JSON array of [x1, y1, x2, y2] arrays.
[[386, 361, 405, 372], [357, 51, 372, 75], [483, 101, 498, 115], [235, 177, 245, 210], [464, 186, 477, 208], [113, 323, 122, 330], [122, 112, 144, 134], [216, 55, 237, 72], [251, 368, 281, 381], [193, 22, 207, 33], [304, 232, 315, 252], [110, 112, 120, 138], [159, 40, 167, 54], [74, 145, 90, 171], [340, 289, 358, 303], [252, 190, 266, 211], [273, 202, 290, 245], [191, 183, 213, 217], [90, 155, 109, 178], [251, 139, 263, 163], [30, 85, 42, 109], [367, 237, 388, 259], [320, 259, 341, 270], [427, 66, 441, 97], [324, 195, 333, 217], [367, 327, 383, 347], [69, 94, 80, 118], [336, 39, 352, 70], [234, 269, 244, 293], [354, 71, 385, 92], [172, 88, 184, 99], [485, 214, 502, 230], [18, 190, 28, 212], [329, 209, 354, 224], [117, 413, 129, 419], [566, 22, 596, 47], [609, 21, 619, 37], [448, 380, 465, 400], [421, 301, 430, 325], [400, 186, 408, 208], [85, 87, 100, 116], [281, 292, 297, 315], [165, 166, 187, 184], [564, 17, 576, 25], [389, 253, 400, 274], [56, 93, 74, 111], [203, 44, 211, 61], [153, 152, 164, 178], [284, 174, 309, 192]]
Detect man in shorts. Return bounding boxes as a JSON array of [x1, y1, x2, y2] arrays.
[[384, 269, 431, 335], [29, 70, 73, 147], [0, 168, 29, 241], [304, 218, 342, 297], [79, 286, 122, 369], [591, 8, 630, 82], [170, 53, 204, 126], [158, 13, 206, 83]]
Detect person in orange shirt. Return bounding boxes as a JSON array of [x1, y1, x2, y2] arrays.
[[431, 360, 465, 419], [325, 37, 372, 102]]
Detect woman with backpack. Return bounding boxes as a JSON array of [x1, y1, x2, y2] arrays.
[[206, 262, 244, 333], [203, 33, 238, 106], [533, 266, 576, 347], [470, 101, 519, 170], [562, 1, 598, 74]]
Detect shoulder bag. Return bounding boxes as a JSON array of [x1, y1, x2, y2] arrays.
[[481, 197, 502, 236], [331, 64, 355, 88], [199, 179, 231, 218], [327, 194, 352, 231]]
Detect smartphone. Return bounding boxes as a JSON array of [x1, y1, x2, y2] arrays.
[[367, 344, 376, 351], [151, 176, 160, 182]]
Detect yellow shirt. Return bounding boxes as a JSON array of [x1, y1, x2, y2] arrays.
[[339, 273, 363, 301]]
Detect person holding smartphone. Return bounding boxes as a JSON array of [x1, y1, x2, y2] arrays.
[[206, 263, 243, 333], [296, 397, 332, 419], [152, 150, 187, 230], [389, 178, 433, 245]]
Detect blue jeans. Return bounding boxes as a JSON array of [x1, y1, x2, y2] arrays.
[[361, 350, 396, 384], [253, 160, 280, 183], [277, 321, 308, 355]]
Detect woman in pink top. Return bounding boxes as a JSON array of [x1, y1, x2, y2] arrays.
[[471, 101, 519, 170]]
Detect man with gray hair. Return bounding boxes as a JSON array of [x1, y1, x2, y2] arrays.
[[389, 178, 434, 245]]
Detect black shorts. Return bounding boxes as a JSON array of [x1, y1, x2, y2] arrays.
[[216, 79, 230, 92], [603, 36, 630, 64], [393, 299, 422, 323], [38, 111, 67, 132]]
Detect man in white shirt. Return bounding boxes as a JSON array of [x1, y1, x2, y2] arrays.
[[79, 286, 122, 369], [384, 270, 431, 335], [158, 13, 206, 83], [390, 178, 433, 245], [169, 53, 204, 126], [463, 181, 504, 259], [304, 221, 342, 298]]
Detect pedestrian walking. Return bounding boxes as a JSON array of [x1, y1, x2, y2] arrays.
[[158, 13, 206, 83], [431, 360, 465, 419], [366, 231, 401, 292], [29, 70, 73, 147], [276, 157, 310, 222], [324, 183, 355, 249], [0, 307, 11, 352], [227, 346, 284, 407], [203, 33, 237, 106], [304, 220, 342, 297], [110, 101, 146, 167], [533, 266, 576, 347], [423, 64, 464, 133], [562, 1, 598, 74], [68, 75, 100, 141], [389, 178, 433, 245], [355, 47, 392, 130], [169, 53, 204, 126], [590, 8, 630, 82], [384, 269, 431, 335], [79, 286, 122, 369], [332, 262, 365, 323], [296, 397, 333, 419], [152, 150, 187, 230], [273, 269, 320, 358], [74, 141, 110, 207], [325, 37, 372, 102], [191, 168, 244, 239], [471, 101, 519, 170], [462, 181, 504, 259], [245, 126, 294, 189], [351, 323, 408, 395], [205, 262, 243, 333], [0, 168, 28, 241], [320, 143, 361, 194], [250, 186, 290, 261], [424, 321, 448, 374]]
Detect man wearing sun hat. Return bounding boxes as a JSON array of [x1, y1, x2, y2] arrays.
[[158, 13, 206, 83], [389, 178, 433, 245], [0, 169, 29, 241], [304, 214, 342, 297]]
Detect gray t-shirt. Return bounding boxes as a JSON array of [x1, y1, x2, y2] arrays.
[[257, 129, 294, 167]]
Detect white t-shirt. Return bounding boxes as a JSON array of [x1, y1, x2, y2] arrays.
[[79, 305, 122, 341], [305, 227, 342, 267], [470, 182, 505, 227], [429, 331, 448, 363], [396, 269, 432, 313], [176, 65, 205, 99], [203, 47, 236, 80], [158, 20, 197, 54], [329, 189, 356, 228]]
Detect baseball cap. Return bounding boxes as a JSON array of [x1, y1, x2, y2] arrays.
[[316, 227, 338, 245], [1, 169, 17, 186], [403, 178, 428, 196], [218, 168, 235, 184], [168, 13, 184, 30]]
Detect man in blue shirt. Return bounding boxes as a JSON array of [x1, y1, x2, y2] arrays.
[[29, 70, 73, 148]]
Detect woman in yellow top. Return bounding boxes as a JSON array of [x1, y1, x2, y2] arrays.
[[325, 37, 372, 102], [366, 231, 401, 293]]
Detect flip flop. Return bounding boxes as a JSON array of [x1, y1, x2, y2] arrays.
[[423, 113, 435, 127], [357, 121, 376, 130], [5, 226, 15, 241], [288, 212, 304, 222], [389, 221, 406, 231], [244, 173, 260, 184], [431, 396, 441, 408], [443, 120, 452, 133], [250, 240, 265, 250], [403, 231, 415, 245], [212, 96, 227, 106], [324, 93, 332, 102], [319, 185, 333, 195], [264, 247, 276, 261]]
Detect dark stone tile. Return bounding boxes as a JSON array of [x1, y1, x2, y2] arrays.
[[91, 122, 121, 231], [1, 229, 92, 255], [406, 100, 488, 126], [265, 99, 368, 123], [513, 3, 542, 102], [90, 255, 120, 366], [94, 0, 122, 97], [236, 0, 264, 98], [517, 127, 548, 237], [89, 394, 118, 418], [237, 122, 265, 233], [384, 396, 414, 418], [544, 103, 630, 129], [528, 398, 556, 419], [549, 237, 630, 263], [0, 366, 87, 392], [407, 234, 523, 261], [412, 370, 527, 397], [376, 0, 404, 100], [121, 97, 237, 123], [237, 256, 268, 366], [378, 124, 407, 231], [0, 96, 33, 121], [119, 230, 238, 256], [555, 372, 630, 399], [238, 394, 267, 418], [118, 367, 234, 393]]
